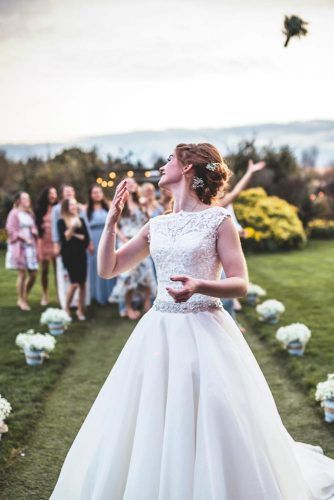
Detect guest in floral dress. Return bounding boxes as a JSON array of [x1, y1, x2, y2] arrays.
[[108, 178, 157, 320], [85, 184, 115, 305], [35, 186, 58, 305], [5, 192, 39, 311]]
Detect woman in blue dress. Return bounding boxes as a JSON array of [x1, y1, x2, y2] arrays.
[[85, 184, 115, 304]]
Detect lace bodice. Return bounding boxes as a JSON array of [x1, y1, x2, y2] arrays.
[[149, 206, 231, 313]]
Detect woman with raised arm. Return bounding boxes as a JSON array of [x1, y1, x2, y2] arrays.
[[218, 158, 266, 327], [50, 143, 334, 500]]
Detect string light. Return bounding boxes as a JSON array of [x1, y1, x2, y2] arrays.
[[109, 172, 116, 179], [144, 171, 151, 178], [127, 170, 134, 177], [107, 180, 114, 187], [96, 177, 103, 184], [101, 181, 108, 188]]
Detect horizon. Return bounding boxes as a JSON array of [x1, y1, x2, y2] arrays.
[[1, 118, 333, 147], [2, 119, 334, 167]]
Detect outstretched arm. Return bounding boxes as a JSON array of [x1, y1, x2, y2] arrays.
[[97, 180, 150, 279], [219, 159, 266, 206]]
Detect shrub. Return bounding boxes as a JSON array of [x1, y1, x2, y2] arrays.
[[307, 219, 334, 239], [234, 188, 307, 251]]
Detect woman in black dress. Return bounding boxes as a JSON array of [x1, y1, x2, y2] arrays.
[[57, 198, 90, 320]]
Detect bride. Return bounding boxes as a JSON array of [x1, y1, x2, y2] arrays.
[[50, 143, 334, 499]]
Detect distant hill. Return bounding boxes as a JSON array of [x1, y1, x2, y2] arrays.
[[1, 120, 334, 167]]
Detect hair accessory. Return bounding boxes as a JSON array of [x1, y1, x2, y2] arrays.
[[206, 162, 220, 171], [192, 176, 205, 189]]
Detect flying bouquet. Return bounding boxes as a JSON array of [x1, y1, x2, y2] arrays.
[[283, 15, 308, 48]]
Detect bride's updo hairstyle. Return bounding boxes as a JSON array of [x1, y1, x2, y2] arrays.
[[175, 143, 232, 204]]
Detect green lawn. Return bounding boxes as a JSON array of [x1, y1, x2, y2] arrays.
[[242, 239, 334, 404], [0, 241, 333, 498], [0, 255, 89, 469]]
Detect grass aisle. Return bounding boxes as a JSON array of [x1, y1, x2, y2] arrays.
[[2, 308, 334, 499], [242, 313, 334, 458], [242, 240, 334, 442], [0, 306, 133, 500]]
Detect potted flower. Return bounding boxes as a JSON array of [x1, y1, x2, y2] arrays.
[[275, 323, 311, 356], [0, 395, 12, 440], [16, 329, 56, 365], [315, 374, 334, 423], [246, 282, 266, 306], [40, 307, 71, 335], [256, 299, 285, 324]]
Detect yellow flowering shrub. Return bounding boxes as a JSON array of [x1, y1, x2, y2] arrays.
[[234, 188, 307, 250], [307, 219, 334, 239]]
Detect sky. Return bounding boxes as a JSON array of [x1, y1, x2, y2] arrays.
[[0, 0, 333, 144]]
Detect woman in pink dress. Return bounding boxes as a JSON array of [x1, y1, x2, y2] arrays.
[[35, 187, 58, 305], [5, 192, 39, 311]]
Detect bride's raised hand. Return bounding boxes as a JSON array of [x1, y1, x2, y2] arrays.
[[106, 179, 129, 226], [247, 159, 266, 174]]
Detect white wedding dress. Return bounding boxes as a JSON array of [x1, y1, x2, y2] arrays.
[[50, 206, 334, 500]]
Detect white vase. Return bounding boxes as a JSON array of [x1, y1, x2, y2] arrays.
[[24, 347, 44, 365], [48, 322, 65, 335], [0, 420, 8, 440], [324, 399, 334, 423], [246, 293, 258, 306], [260, 314, 279, 324], [287, 341, 305, 356]]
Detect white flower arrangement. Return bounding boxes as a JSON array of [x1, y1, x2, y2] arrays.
[[276, 323, 311, 347], [256, 299, 285, 319], [206, 162, 220, 171], [40, 308, 71, 326], [0, 395, 12, 422], [16, 329, 56, 353], [247, 282, 266, 297], [315, 374, 334, 406]]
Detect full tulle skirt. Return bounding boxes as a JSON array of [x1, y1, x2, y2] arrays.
[[50, 307, 334, 500]]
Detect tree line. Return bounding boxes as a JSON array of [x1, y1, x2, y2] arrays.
[[0, 141, 333, 226]]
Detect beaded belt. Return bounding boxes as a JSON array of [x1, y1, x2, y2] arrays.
[[152, 299, 223, 313]]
